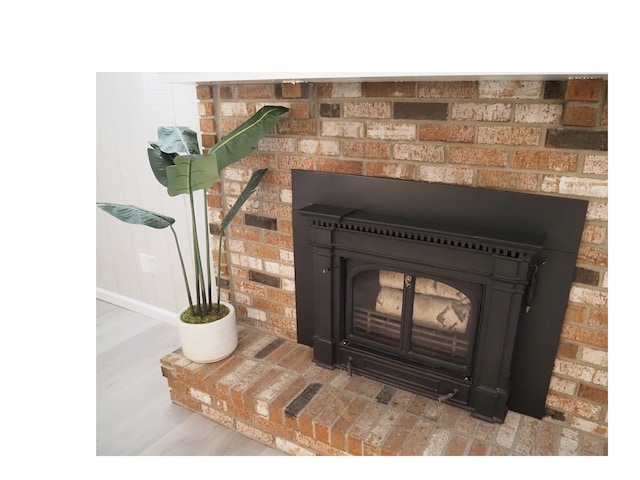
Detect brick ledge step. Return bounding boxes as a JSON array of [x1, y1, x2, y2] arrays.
[[160, 323, 607, 456]]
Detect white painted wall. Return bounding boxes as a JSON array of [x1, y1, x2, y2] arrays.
[[96, 72, 204, 325]]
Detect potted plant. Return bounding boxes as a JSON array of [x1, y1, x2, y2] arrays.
[[97, 105, 289, 363]]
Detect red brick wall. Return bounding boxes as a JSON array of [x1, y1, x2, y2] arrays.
[[196, 77, 608, 437]]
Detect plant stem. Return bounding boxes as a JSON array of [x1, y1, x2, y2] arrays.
[[169, 225, 194, 315], [204, 191, 212, 311], [188, 189, 206, 316], [217, 230, 224, 309]]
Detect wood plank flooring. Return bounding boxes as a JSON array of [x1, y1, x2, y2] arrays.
[[96, 299, 286, 456]]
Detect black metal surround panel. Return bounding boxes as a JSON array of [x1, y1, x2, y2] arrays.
[[292, 170, 588, 420]]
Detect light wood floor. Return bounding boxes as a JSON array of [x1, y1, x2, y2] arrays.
[[96, 299, 287, 456]]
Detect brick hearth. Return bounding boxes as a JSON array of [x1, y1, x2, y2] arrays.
[[161, 322, 607, 456]]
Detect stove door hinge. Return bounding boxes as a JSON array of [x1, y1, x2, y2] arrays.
[[525, 260, 547, 313]]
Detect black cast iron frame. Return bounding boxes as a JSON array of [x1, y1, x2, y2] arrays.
[[292, 170, 588, 421]]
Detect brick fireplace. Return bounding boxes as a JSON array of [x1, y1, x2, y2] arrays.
[[163, 76, 607, 453]]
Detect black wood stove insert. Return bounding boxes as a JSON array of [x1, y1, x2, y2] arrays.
[[292, 170, 588, 423]]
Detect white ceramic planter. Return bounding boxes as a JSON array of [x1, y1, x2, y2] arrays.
[[177, 301, 238, 363]]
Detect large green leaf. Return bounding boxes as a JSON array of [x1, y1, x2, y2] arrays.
[[211, 106, 289, 172], [97, 203, 175, 229], [166, 152, 219, 197], [147, 146, 176, 188], [152, 126, 200, 155], [220, 168, 268, 232]]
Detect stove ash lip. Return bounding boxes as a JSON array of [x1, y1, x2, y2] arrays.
[[291, 170, 589, 422]]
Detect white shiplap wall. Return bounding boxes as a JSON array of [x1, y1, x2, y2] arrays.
[[96, 72, 203, 325]]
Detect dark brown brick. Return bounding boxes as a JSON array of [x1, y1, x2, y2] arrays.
[[544, 81, 567, 99], [245, 213, 278, 231], [248, 270, 281, 288], [219, 86, 232, 99], [394, 102, 448, 120], [545, 129, 607, 151], [320, 103, 341, 117], [573, 267, 600, 286]]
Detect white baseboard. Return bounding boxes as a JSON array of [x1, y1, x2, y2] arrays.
[[96, 288, 178, 327]]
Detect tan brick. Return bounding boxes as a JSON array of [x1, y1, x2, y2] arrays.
[[422, 427, 452, 455], [546, 392, 602, 420], [512, 415, 538, 455], [298, 139, 339, 156], [317, 82, 362, 98], [478, 126, 541, 146], [578, 245, 607, 267], [366, 121, 416, 140], [366, 162, 415, 180], [320, 120, 364, 138], [581, 224, 606, 244], [583, 154, 608, 175], [549, 376, 578, 395], [564, 104, 598, 126], [451, 102, 511, 121], [220, 102, 251, 117], [553, 359, 597, 382], [419, 124, 475, 143], [198, 102, 214, 116], [541, 176, 608, 198], [512, 151, 578, 172], [343, 101, 392, 118], [477, 170, 538, 192], [419, 165, 474, 185], [418, 81, 477, 98], [393, 144, 445, 162], [479, 80, 543, 99], [258, 137, 297, 153], [514, 104, 563, 124], [565, 78, 603, 101], [450, 146, 508, 166]]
